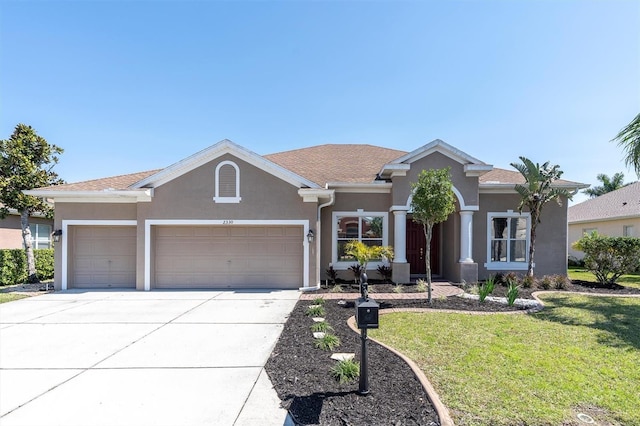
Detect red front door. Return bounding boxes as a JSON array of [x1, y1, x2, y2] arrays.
[[406, 219, 440, 276]]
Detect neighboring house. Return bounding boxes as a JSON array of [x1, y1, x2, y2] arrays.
[[0, 207, 54, 249], [25, 139, 585, 291], [568, 181, 640, 260]]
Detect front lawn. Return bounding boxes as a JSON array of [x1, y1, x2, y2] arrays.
[[371, 294, 640, 426], [568, 266, 640, 289]]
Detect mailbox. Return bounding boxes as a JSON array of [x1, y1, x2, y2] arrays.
[[356, 297, 379, 329]]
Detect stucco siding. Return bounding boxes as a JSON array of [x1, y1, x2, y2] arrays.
[[391, 152, 480, 207], [0, 215, 54, 249]]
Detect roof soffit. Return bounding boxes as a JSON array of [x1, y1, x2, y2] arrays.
[[132, 139, 320, 189]]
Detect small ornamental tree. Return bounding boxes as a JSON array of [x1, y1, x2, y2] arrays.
[[344, 240, 393, 296], [572, 232, 640, 285], [0, 124, 64, 283], [410, 168, 456, 303], [511, 157, 572, 278]]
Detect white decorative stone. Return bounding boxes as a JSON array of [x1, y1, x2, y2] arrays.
[[313, 332, 326, 339], [312, 317, 325, 322], [331, 353, 355, 361], [308, 304, 322, 309]]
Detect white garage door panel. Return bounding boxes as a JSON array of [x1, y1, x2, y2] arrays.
[[154, 226, 303, 289], [72, 226, 136, 288]]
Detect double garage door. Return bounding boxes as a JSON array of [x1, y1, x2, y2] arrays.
[[70, 225, 303, 289], [155, 225, 303, 289]]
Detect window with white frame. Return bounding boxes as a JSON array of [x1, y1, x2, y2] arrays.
[[623, 225, 634, 237], [486, 211, 530, 270], [333, 211, 388, 267], [582, 227, 597, 235], [26, 224, 52, 249], [213, 160, 241, 203]]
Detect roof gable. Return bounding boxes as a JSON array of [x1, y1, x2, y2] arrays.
[[569, 182, 640, 223], [133, 139, 319, 189], [380, 139, 493, 178]]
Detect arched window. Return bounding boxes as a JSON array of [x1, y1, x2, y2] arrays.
[[213, 161, 241, 203]]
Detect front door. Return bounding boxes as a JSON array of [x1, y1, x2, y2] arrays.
[[406, 219, 440, 276]]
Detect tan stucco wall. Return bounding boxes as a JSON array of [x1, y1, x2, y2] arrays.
[[475, 193, 569, 280], [53, 155, 317, 290], [568, 217, 640, 259], [0, 215, 54, 249], [320, 191, 392, 281], [391, 152, 480, 208]]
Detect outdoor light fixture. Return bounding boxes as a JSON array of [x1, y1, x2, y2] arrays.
[[306, 229, 315, 243], [52, 229, 62, 243]]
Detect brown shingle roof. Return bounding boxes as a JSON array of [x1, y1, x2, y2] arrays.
[[569, 182, 640, 223], [34, 170, 160, 191], [264, 144, 407, 186]]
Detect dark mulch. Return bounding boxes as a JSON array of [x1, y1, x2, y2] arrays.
[[265, 281, 640, 426]]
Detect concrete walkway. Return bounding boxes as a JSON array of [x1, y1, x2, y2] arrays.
[[0, 289, 299, 426], [301, 281, 464, 300]]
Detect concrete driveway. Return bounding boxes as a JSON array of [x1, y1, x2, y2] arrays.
[[0, 289, 299, 426]]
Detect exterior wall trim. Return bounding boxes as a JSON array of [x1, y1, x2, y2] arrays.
[[60, 220, 138, 290], [144, 219, 310, 291]]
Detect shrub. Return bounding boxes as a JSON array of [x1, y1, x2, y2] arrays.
[[376, 264, 393, 283], [538, 276, 552, 290], [0, 249, 54, 285], [505, 272, 518, 287], [393, 284, 404, 293], [416, 278, 427, 292], [311, 321, 333, 333], [331, 359, 360, 384], [573, 232, 640, 285], [329, 284, 344, 293], [314, 333, 341, 351], [478, 276, 495, 302], [521, 275, 535, 289], [35, 249, 54, 280], [506, 282, 519, 306], [0, 249, 27, 285], [348, 264, 363, 283], [325, 265, 338, 286], [553, 274, 569, 289], [312, 297, 326, 306], [306, 305, 325, 317]]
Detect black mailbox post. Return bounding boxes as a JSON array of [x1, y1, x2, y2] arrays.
[[355, 276, 379, 396]]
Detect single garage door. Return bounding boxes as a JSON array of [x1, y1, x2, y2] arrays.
[[154, 225, 303, 289], [71, 226, 136, 288]]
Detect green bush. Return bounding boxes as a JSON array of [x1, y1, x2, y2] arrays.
[[521, 275, 535, 289], [331, 359, 360, 384], [538, 276, 552, 290], [506, 282, 519, 306], [0, 249, 27, 285], [478, 275, 495, 302], [35, 249, 54, 280], [573, 232, 640, 285], [314, 333, 341, 351], [306, 305, 326, 317], [0, 249, 54, 285]]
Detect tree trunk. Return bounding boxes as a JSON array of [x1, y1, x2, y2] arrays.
[[528, 215, 538, 278], [20, 209, 39, 283], [423, 223, 433, 304]]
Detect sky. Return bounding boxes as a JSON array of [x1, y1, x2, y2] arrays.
[[1, 0, 639, 206]]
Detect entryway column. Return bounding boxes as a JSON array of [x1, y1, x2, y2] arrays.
[[393, 210, 407, 263], [459, 210, 474, 263], [391, 208, 410, 283]]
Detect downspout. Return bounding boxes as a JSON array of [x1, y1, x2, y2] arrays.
[[315, 191, 335, 289]]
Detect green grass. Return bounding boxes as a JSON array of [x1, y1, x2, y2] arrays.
[[568, 266, 640, 289], [0, 293, 28, 303], [371, 294, 640, 426]]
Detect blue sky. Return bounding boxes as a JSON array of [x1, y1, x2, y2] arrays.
[[1, 0, 639, 205]]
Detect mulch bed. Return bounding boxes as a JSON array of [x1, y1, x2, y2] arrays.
[[265, 281, 640, 426]]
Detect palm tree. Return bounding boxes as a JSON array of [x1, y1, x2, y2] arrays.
[[510, 157, 572, 277], [583, 172, 626, 198], [612, 113, 640, 176]]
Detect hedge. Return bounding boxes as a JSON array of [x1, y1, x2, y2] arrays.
[[572, 232, 640, 285], [0, 249, 54, 285]]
